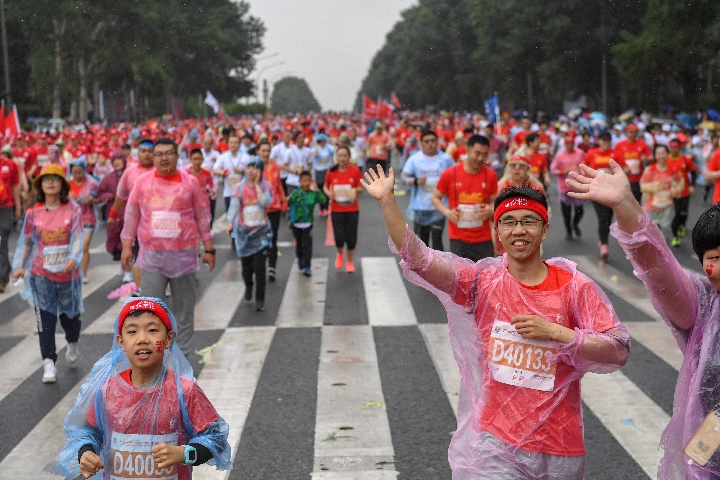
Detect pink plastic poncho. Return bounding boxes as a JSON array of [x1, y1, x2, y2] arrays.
[[44, 297, 231, 480], [69, 174, 99, 229], [115, 164, 154, 202], [12, 201, 84, 317], [121, 170, 211, 278], [392, 227, 629, 479], [611, 211, 719, 479]]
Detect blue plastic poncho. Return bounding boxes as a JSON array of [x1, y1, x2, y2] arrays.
[[227, 173, 273, 258], [44, 297, 231, 479]]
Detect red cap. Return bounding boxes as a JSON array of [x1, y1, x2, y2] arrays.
[[675, 133, 688, 144], [625, 124, 639, 132], [117, 298, 173, 335], [669, 138, 682, 145]]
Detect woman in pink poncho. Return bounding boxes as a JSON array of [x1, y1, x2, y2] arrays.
[[568, 159, 720, 479], [362, 165, 629, 479]]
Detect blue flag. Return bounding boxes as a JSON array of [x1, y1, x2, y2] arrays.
[[485, 95, 499, 124]]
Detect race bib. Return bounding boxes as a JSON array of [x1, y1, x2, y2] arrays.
[[457, 204, 483, 229], [597, 168, 612, 175], [110, 432, 178, 480], [150, 211, 181, 239], [373, 145, 385, 157], [625, 159, 640, 175], [42, 244, 70, 273], [488, 320, 557, 392], [333, 184, 353, 204], [36, 154, 49, 167], [226, 173, 242, 187], [422, 179, 438, 195], [316, 155, 332, 169], [652, 190, 673, 209], [242, 205, 265, 227]]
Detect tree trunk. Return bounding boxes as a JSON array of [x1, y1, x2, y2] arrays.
[[78, 57, 87, 122], [51, 19, 66, 119]]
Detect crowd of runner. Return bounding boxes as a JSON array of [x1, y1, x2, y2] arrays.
[[2, 108, 720, 479]]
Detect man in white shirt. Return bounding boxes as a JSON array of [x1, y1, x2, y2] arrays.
[[282, 131, 311, 194], [213, 134, 249, 212], [271, 130, 292, 195], [201, 135, 220, 170]]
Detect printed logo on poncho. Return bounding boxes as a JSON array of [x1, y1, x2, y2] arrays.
[[111, 431, 178, 480], [488, 320, 557, 392]]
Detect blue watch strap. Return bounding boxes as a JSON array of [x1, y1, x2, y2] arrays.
[[183, 445, 197, 465]]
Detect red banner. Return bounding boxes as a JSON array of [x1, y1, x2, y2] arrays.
[[378, 98, 394, 121], [363, 95, 378, 117], [391, 92, 401, 109], [5, 105, 19, 140]]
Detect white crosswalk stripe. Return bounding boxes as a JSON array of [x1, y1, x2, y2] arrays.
[[0, 251, 691, 480]]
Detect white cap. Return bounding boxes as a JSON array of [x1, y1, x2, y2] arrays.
[[637, 122, 646, 131], [662, 123, 671, 132]]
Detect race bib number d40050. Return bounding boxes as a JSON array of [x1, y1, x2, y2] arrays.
[[42, 244, 70, 273], [110, 432, 178, 480], [488, 320, 557, 392]]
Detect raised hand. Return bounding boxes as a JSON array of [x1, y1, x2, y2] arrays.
[[566, 160, 635, 210], [361, 165, 395, 201]]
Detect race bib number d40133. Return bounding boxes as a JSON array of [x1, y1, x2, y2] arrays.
[[110, 432, 178, 480], [488, 320, 557, 392]]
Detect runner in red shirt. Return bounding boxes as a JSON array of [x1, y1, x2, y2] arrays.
[[259, 140, 286, 282], [365, 122, 392, 174], [667, 138, 697, 246], [525, 133, 550, 190], [433, 135, 498, 261], [0, 145, 21, 291], [186, 148, 217, 228], [705, 149, 720, 205], [613, 124, 652, 202]]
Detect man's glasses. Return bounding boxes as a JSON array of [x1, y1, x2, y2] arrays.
[[153, 151, 177, 159], [497, 218, 544, 230]]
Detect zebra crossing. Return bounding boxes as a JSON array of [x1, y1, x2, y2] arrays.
[[0, 232, 687, 479]]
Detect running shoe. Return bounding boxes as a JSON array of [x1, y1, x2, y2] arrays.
[[42, 359, 57, 383], [268, 267, 276, 282], [346, 261, 355, 273], [122, 271, 133, 283], [131, 288, 142, 298], [298, 258, 304, 270], [82, 273, 89, 284], [599, 243, 609, 260], [255, 300, 265, 312], [573, 226, 582, 238], [335, 252, 344, 269], [66, 342, 79, 364], [671, 237, 681, 247], [165, 284, 172, 296], [243, 288, 253, 302], [303, 267, 312, 277], [677, 225, 686, 238]]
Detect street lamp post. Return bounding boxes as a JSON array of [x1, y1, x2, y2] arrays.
[[254, 61, 284, 104]]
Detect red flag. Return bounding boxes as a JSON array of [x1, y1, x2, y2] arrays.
[[391, 92, 401, 109], [0, 103, 6, 144], [363, 95, 378, 117], [5, 105, 19, 140], [378, 98, 394, 121]]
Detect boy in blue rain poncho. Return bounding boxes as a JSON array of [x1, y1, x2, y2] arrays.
[[45, 297, 231, 479]]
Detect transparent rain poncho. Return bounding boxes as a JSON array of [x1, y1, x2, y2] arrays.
[[391, 227, 630, 479], [227, 178, 273, 258], [45, 297, 231, 480], [12, 201, 84, 317], [611, 211, 720, 479]]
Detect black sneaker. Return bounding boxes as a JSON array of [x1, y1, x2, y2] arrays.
[[243, 289, 252, 302], [268, 268, 276, 282], [255, 300, 265, 312], [573, 226, 582, 238]]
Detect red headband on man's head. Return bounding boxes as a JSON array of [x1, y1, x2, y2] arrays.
[[494, 196, 549, 225], [117, 298, 173, 335]]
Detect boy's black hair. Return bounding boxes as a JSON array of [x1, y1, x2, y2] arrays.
[[494, 184, 548, 210], [692, 205, 720, 262], [525, 133, 539, 145], [420, 129, 438, 140], [467, 134, 489, 149], [299, 170, 312, 178], [189, 148, 203, 158], [598, 131, 612, 142]]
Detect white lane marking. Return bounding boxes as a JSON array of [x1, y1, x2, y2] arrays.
[[0, 263, 120, 338], [582, 370, 669, 478], [0, 334, 67, 403], [276, 259, 328, 328], [211, 213, 228, 235], [277, 241, 294, 248], [361, 257, 416, 326], [568, 255, 662, 322], [624, 321, 683, 372], [0, 372, 85, 479], [418, 323, 460, 417], [312, 325, 397, 478], [191, 326, 276, 480], [195, 281, 244, 330]]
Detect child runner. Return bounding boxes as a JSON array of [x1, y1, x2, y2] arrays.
[[287, 171, 327, 277], [362, 165, 629, 479], [226, 157, 273, 311], [186, 148, 217, 228], [12, 164, 84, 383], [259, 140, 286, 283], [68, 157, 101, 284], [44, 297, 231, 479], [323, 146, 363, 273]]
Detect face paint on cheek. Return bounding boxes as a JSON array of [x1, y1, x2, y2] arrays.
[[706, 264, 715, 277], [155, 340, 165, 353]]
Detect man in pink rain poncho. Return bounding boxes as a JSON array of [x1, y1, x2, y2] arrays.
[[567, 160, 720, 479], [120, 138, 215, 356], [361, 165, 630, 479]]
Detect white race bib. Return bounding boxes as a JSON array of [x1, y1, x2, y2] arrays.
[[150, 211, 181, 239], [226, 173, 242, 187], [373, 144, 385, 157], [42, 244, 70, 273], [242, 205, 265, 227], [110, 431, 178, 480], [457, 204, 483, 229], [625, 159, 640, 175], [36, 154, 49, 167], [316, 155, 332, 169], [488, 320, 557, 392], [422, 179, 438, 195], [333, 184, 353, 204]]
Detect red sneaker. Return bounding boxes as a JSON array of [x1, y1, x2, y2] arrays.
[[600, 243, 609, 260], [346, 261, 355, 273], [335, 252, 344, 269]]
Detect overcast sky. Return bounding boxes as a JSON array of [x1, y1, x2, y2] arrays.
[[247, 0, 416, 112]]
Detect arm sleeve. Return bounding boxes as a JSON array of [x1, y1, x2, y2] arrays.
[[610, 210, 698, 348]]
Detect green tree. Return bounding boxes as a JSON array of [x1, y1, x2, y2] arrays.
[[271, 76, 320, 113]]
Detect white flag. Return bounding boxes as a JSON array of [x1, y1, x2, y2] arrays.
[[204, 91, 221, 114]]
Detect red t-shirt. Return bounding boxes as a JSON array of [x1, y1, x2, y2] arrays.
[[367, 132, 390, 160], [583, 148, 623, 174], [512, 130, 529, 148], [667, 154, 696, 197], [436, 164, 498, 243], [452, 263, 617, 455], [324, 164, 362, 213], [614, 139, 651, 183], [0, 157, 19, 208], [706, 151, 720, 204], [527, 153, 548, 178]]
